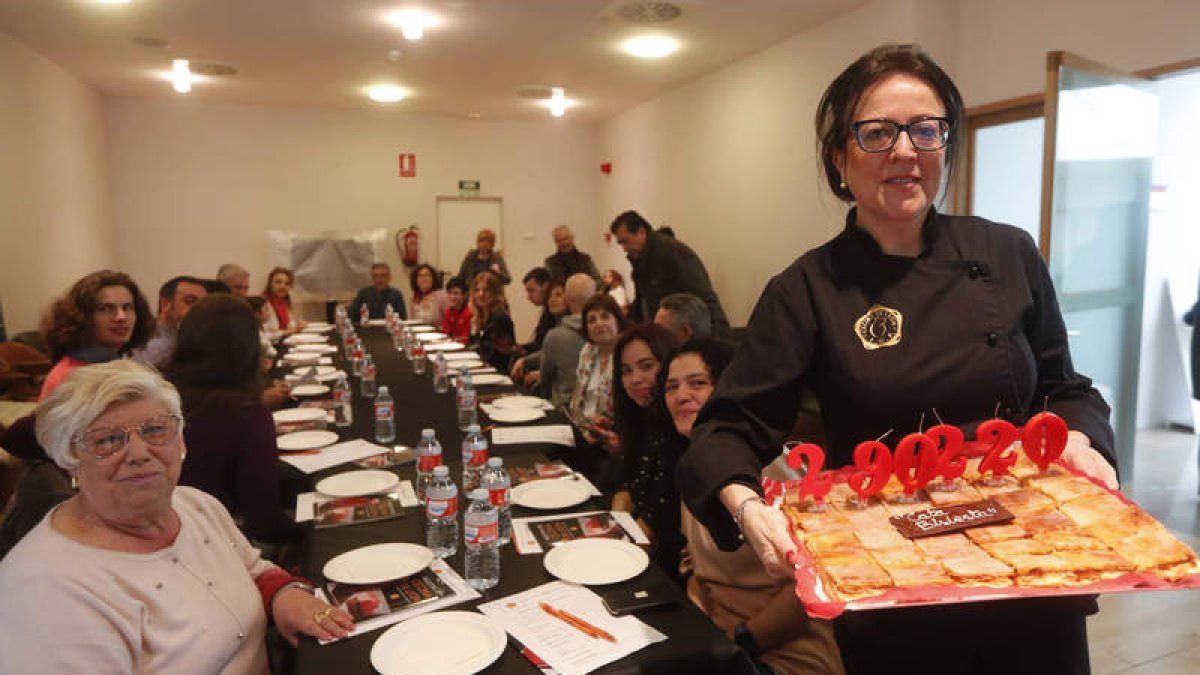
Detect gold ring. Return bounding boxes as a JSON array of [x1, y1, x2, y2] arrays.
[[313, 607, 333, 622]]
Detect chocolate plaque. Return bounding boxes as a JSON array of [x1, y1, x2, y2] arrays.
[[889, 498, 1014, 539]]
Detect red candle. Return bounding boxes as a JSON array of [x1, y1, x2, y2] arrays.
[[977, 418, 1020, 479], [1022, 411, 1069, 472], [927, 424, 966, 484], [847, 440, 893, 501], [786, 442, 833, 505], [893, 432, 939, 496]]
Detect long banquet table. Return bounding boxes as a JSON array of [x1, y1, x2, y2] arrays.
[[285, 326, 745, 675]]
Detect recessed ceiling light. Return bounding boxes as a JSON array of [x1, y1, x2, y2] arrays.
[[388, 9, 434, 41], [367, 84, 407, 103], [621, 35, 679, 58], [170, 59, 193, 93], [96, 0, 131, 4]]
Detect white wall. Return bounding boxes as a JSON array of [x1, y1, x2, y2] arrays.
[[105, 99, 602, 337], [0, 32, 114, 337]]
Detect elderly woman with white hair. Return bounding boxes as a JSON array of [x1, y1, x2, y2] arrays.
[[0, 360, 353, 673]]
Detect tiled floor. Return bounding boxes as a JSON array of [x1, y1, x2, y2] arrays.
[[1087, 428, 1200, 674]]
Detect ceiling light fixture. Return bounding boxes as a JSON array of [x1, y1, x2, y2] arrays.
[[622, 35, 679, 58], [96, 0, 131, 4], [388, 10, 431, 41], [367, 84, 407, 103], [170, 59, 193, 93], [549, 87, 567, 118]]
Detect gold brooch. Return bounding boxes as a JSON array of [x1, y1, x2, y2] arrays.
[[854, 304, 902, 350]]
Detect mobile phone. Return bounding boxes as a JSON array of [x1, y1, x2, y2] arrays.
[[600, 584, 677, 616]]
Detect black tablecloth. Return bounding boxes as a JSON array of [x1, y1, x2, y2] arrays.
[[287, 327, 743, 675]]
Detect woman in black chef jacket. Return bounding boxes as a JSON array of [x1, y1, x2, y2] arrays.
[[677, 44, 1119, 675]]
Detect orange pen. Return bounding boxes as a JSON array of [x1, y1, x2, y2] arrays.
[[538, 602, 616, 642]]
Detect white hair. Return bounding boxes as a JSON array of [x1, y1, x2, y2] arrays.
[[35, 360, 182, 472]]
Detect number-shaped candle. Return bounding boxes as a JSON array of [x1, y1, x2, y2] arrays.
[[1021, 411, 1068, 472], [785, 443, 833, 505], [977, 418, 1020, 480], [927, 424, 966, 484], [893, 432, 939, 496], [847, 440, 893, 502]]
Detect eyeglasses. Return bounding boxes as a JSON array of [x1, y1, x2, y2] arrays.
[[850, 117, 951, 153], [71, 414, 183, 460]]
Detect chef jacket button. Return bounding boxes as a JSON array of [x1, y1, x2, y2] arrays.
[[985, 332, 999, 347]]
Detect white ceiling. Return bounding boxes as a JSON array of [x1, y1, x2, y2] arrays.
[[0, 0, 866, 122]]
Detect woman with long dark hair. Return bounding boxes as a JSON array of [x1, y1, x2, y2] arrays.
[[409, 263, 450, 325], [469, 271, 518, 372], [164, 294, 301, 546]]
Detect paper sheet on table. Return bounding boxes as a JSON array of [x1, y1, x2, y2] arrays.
[[315, 558, 480, 644], [491, 424, 575, 447], [478, 581, 666, 675], [295, 481, 418, 522], [279, 438, 391, 474], [511, 510, 649, 555], [442, 351, 481, 361], [276, 356, 332, 367]]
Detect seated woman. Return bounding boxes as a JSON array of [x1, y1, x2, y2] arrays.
[[262, 266, 307, 335], [664, 340, 844, 675], [410, 263, 450, 325], [163, 294, 303, 547], [566, 293, 627, 489], [0, 360, 352, 672], [245, 295, 277, 358], [40, 269, 154, 398], [608, 324, 683, 581], [442, 276, 473, 341], [468, 271, 519, 372]]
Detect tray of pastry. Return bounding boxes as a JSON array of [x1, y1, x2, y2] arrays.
[[772, 455, 1200, 619]]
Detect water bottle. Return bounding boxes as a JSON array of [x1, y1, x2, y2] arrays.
[[464, 488, 500, 590], [402, 328, 416, 360], [391, 324, 403, 350], [415, 428, 443, 504], [342, 331, 356, 360], [456, 369, 478, 430], [360, 353, 378, 397], [482, 457, 512, 545], [461, 424, 489, 492], [432, 351, 450, 393], [412, 340, 427, 374], [359, 304, 369, 326], [332, 373, 353, 428], [425, 466, 459, 558], [374, 385, 395, 443], [351, 343, 364, 376]]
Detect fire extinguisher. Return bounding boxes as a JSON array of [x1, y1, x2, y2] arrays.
[[396, 225, 420, 267]]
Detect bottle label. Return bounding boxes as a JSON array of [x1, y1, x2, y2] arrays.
[[334, 389, 348, 403], [364, 364, 376, 379], [488, 487, 510, 507], [418, 453, 442, 471], [374, 402, 393, 419], [426, 496, 457, 518], [457, 390, 477, 409], [353, 348, 364, 360], [465, 520, 498, 545], [469, 447, 488, 466]]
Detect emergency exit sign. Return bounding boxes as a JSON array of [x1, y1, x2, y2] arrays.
[[459, 180, 480, 197]]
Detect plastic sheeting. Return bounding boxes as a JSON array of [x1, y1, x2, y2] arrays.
[[267, 228, 388, 302]]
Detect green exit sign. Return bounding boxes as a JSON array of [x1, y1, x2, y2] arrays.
[[458, 180, 480, 197]]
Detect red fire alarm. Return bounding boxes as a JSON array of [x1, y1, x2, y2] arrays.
[[600, 162, 612, 175]]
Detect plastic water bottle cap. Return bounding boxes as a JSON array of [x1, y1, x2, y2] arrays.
[[469, 488, 488, 501], [433, 465, 450, 477], [421, 428, 435, 437], [467, 424, 481, 433], [378, 385, 389, 395], [486, 457, 502, 468]]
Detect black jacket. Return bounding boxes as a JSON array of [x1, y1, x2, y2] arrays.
[[628, 230, 730, 333]]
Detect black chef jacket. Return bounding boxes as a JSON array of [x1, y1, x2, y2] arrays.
[[680, 208, 1115, 552]]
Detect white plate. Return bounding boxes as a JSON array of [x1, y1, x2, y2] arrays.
[[446, 359, 484, 370], [291, 365, 337, 375], [370, 611, 505, 675], [510, 479, 591, 510], [543, 538, 649, 586], [323, 542, 434, 585], [367, 318, 388, 326], [415, 331, 448, 341], [291, 384, 331, 397], [276, 429, 339, 451], [282, 352, 321, 363], [302, 323, 334, 333], [487, 407, 545, 423], [284, 333, 326, 344], [292, 344, 337, 354], [316, 470, 400, 498], [400, 319, 429, 326], [492, 395, 547, 410], [470, 373, 509, 386], [286, 369, 345, 383], [442, 351, 480, 361], [424, 341, 464, 352], [272, 407, 328, 424], [409, 325, 438, 333]]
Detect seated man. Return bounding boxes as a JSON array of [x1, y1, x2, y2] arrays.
[[133, 275, 208, 367], [654, 292, 712, 343], [350, 263, 407, 320], [216, 263, 252, 297], [537, 273, 595, 406]]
